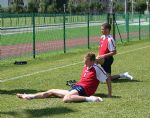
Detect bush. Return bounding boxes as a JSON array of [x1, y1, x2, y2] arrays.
[[47, 4, 57, 13], [39, 1, 46, 13], [135, 2, 147, 13]]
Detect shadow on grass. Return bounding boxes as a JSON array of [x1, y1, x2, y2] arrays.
[[0, 111, 18, 117], [0, 107, 76, 117], [112, 79, 142, 83], [94, 93, 121, 98], [25, 107, 76, 117], [0, 89, 42, 95]]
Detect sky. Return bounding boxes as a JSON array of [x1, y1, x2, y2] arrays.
[[0, 0, 9, 7], [0, 0, 29, 8]]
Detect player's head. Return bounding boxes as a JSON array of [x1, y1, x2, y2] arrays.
[[84, 52, 96, 66], [101, 23, 111, 35]]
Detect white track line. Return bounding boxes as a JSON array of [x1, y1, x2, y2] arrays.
[[117, 45, 150, 55], [0, 45, 150, 83], [0, 62, 82, 83]]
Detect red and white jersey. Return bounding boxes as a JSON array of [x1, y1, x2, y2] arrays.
[[99, 35, 116, 55], [75, 64, 108, 96]]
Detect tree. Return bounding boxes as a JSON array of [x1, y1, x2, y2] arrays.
[[113, 1, 124, 12], [0, 5, 4, 13], [89, 2, 105, 14], [67, 0, 74, 13], [134, 1, 147, 13], [47, 4, 57, 13], [47, 0, 57, 13], [127, 0, 147, 13], [9, 0, 24, 13], [27, 0, 39, 13], [53, 0, 67, 13], [38, 0, 47, 13]]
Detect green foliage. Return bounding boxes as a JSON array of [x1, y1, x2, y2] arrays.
[[38, 0, 47, 13], [47, 1, 57, 13], [128, 0, 147, 13], [113, 0, 124, 12], [135, 2, 147, 13], [0, 4, 4, 13], [27, 0, 39, 13], [8, 0, 24, 13], [0, 0, 148, 13], [67, 0, 106, 14]]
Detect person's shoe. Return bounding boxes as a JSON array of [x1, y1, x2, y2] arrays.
[[89, 96, 103, 102], [122, 72, 133, 80]]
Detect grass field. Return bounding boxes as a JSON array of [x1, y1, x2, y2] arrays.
[[0, 39, 150, 118]]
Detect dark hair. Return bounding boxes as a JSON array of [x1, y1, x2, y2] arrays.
[[102, 23, 111, 31], [85, 52, 96, 61]]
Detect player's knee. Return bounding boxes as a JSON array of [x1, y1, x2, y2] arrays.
[[45, 89, 56, 96], [46, 89, 56, 93], [63, 94, 71, 103], [42, 92, 50, 97], [43, 89, 55, 97]]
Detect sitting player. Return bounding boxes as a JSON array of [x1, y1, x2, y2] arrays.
[[17, 52, 112, 102]]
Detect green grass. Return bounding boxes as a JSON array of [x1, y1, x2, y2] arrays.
[[0, 39, 150, 118]]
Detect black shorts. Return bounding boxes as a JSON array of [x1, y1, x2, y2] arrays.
[[101, 56, 114, 74], [69, 85, 87, 96]]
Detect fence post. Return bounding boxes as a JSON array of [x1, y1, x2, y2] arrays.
[[10, 17, 12, 26], [107, 13, 110, 23], [32, 13, 36, 58], [112, 13, 116, 41], [44, 14, 46, 24], [17, 14, 19, 25], [63, 5, 66, 53], [0, 13, 3, 41], [25, 14, 26, 25], [1, 13, 4, 28], [139, 12, 141, 40], [87, 13, 90, 49], [126, 13, 129, 42], [149, 11, 150, 38]]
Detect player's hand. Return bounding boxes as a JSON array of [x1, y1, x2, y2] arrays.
[[96, 56, 105, 65], [96, 55, 104, 59]]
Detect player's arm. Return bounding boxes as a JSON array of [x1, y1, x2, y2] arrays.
[[104, 37, 116, 58], [106, 76, 112, 97], [97, 50, 116, 59], [102, 50, 116, 58]]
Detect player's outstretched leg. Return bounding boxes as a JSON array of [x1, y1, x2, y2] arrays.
[[16, 89, 70, 100], [119, 72, 133, 80], [16, 93, 34, 100]]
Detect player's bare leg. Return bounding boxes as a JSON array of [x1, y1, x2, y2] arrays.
[[111, 72, 133, 80], [63, 90, 103, 102], [16, 89, 70, 100]]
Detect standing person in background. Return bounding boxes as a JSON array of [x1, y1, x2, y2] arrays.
[[96, 23, 133, 80]]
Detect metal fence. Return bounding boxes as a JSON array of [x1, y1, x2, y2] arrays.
[[0, 13, 150, 60]]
